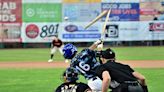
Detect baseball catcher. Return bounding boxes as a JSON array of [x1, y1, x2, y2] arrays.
[[55, 67, 91, 92]]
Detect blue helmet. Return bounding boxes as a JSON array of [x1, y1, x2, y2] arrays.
[[63, 43, 77, 59]]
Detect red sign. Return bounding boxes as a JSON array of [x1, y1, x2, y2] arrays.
[[149, 23, 164, 31], [140, 9, 159, 15], [0, 0, 22, 23], [26, 24, 39, 39]]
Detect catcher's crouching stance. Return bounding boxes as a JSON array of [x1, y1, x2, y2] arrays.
[[55, 67, 91, 92]]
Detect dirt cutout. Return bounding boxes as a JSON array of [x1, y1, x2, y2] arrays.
[[0, 60, 164, 68]]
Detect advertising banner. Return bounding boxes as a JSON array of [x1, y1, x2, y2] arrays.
[[140, 2, 164, 21], [23, 0, 62, 3], [63, 0, 101, 3], [104, 21, 164, 41], [22, 23, 61, 42], [0, 0, 22, 23], [102, 3, 139, 21], [63, 3, 101, 22], [60, 22, 102, 42], [23, 3, 62, 22], [104, 22, 141, 41], [102, 0, 139, 3], [148, 22, 164, 40], [0, 23, 22, 42], [21, 21, 164, 42], [140, 0, 164, 2]]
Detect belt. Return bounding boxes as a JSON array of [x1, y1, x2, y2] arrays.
[[89, 77, 98, 81], [124, 81, 139, 86]]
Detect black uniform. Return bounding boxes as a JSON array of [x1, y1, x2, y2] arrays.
[[52, 38, 63, 48], [95, 61, 144, 92], [55, 82, 90, 92]]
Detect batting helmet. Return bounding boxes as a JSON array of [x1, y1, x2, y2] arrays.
[[101, 48, 115, 59], [63, 43, 77, 59], [65, 67, 78, 82]]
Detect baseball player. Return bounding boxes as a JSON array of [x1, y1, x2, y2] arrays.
[[94, 48, 148, 92], [48, 37, 68, 63], [62, 39, 103, 91], [55, 67, 91, 92]]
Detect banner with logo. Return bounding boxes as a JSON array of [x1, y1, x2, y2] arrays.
[[63, 3, 101, 22], [140, 1, 164, 21], [63, 0, 101, 3], [0, 0, 22, 42], [23, 3, 62, 22], [0, 0, 22, 23], [148, 21, 164, 40], [23, 0, 62, 3], [140, 0, 163, 2], [59, 22, 102, 42], [102, 3, 139, 21], [104, 21, 164, 41], [22, 23, 61, 42], [102, 0, 139, 3], [0, 24, 22, 42]]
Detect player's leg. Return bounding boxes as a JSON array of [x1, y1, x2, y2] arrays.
[[59, 45, 64, 55], [128, 85, 144, 92], [48, 47, 57, 62], [88, 77, 102, 92]]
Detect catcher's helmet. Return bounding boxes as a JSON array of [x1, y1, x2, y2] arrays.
[[101, 48, 115, 59], [63, 43, 77, 59], [65, 67, 78, 82]]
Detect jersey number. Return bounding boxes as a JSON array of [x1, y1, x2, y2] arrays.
[[76, 62, 90, 74], [61, 85, 77, 92]]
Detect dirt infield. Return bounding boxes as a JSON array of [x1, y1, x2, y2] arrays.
[[0, 60, 164, 68]]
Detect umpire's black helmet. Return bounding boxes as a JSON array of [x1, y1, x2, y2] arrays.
[[101, 48, 115, 59], [65, 67, 78, 82]]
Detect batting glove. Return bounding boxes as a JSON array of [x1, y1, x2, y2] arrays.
[[97, 43, 103, 50], [94, 39, 103, 45]]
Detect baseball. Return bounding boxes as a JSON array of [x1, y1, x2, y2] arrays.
[[64, 16, 69, 21]]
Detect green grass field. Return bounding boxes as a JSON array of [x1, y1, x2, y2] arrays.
[[0, 46, 164, 92], [0, 68, 163, 92], [0, 46, 164, 62]]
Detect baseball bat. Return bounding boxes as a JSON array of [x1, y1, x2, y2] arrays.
[[99, 10, 111, 50], [101, 10, 111, 40], [85, 10, 108, 29]]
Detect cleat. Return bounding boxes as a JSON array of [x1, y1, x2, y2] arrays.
[[65, 59, 69, 63], [48, 59, 53, 62]]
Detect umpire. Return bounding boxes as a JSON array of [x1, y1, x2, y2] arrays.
[[94, 48, 148, 92]]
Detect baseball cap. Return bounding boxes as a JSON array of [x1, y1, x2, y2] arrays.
[[101, 48, 115, 59]]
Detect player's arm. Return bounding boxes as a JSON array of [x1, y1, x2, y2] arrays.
[[50, 40, 54, 48], [102, 71, 111, 92], [132, 72, 148, 92], [89, 39, 102, 50], [132, 72, 146, 85]]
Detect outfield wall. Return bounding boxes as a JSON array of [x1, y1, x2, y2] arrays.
[[1, 0, 164, 43]]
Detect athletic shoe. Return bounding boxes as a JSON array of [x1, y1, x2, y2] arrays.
[[48, 59, 53, 62], [65, 59, 69, 63]]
